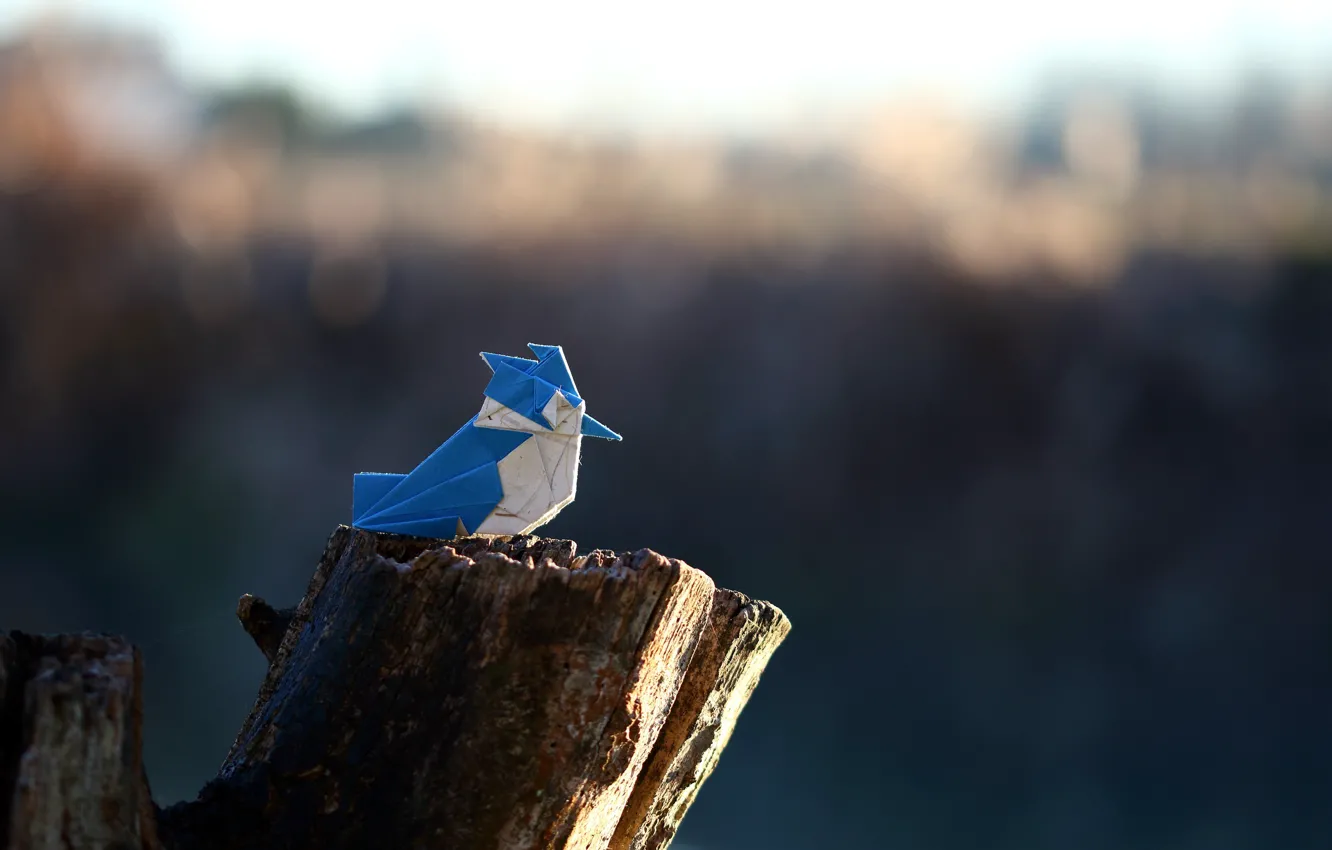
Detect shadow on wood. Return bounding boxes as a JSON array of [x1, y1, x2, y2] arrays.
[[2, 527, 789, 850]]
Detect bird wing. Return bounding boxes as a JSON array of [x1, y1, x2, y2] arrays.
[[355, 420, 531, 533]]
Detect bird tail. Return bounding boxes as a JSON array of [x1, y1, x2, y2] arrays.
[[353, 473, 407, 521]]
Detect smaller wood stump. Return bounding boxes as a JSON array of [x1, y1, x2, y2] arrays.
[[0, 633, 157, 850]]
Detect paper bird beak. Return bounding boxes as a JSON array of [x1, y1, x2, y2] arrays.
[[581, 413, 621, 441]]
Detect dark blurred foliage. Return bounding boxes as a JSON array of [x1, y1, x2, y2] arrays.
[[4, 23, 1332, 850]]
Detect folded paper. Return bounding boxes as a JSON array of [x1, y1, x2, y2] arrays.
[[352, 344, 621, 538]]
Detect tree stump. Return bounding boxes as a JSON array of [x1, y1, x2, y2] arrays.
[[0, 633, 158, 850], [2, 527, 789, 849]]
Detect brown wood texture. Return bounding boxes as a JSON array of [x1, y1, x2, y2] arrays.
[[608, 590, 791, 850], [5, 527, 789, 850], [0, 633, 157, 850]]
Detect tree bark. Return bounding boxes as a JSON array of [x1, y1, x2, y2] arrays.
[[0, 633, 158, 850], [4, 527, 789, 850]]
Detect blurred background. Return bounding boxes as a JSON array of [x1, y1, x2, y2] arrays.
[[1, 1, 1331, 848]]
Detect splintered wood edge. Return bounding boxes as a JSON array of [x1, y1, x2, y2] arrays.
[[609, 589, 792, 850], [0, 633, 159, 850], [553, 552, 715, 849]]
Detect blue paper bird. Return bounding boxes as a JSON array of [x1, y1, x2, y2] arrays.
[[352, 344, 621, 538]]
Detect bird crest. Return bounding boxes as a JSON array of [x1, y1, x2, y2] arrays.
[[478, 343, 619, 439]]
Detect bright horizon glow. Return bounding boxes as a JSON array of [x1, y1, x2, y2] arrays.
[[2, 0, 1331, 134]]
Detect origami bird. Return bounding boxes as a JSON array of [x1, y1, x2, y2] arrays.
[[351, 344, 621, 538]]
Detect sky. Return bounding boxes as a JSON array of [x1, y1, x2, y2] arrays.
[[2, 0, 1331, 133]]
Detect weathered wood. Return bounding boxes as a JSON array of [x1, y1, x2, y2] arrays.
[[609, 590, 790, 850], [0, 632, 157, 850], [6, 526, 788, 850], [162, 527, 721, 849]]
